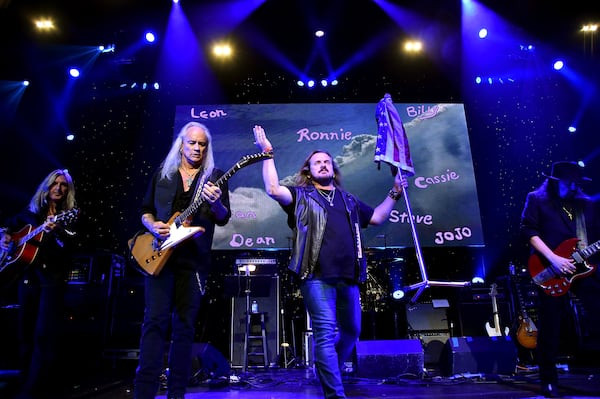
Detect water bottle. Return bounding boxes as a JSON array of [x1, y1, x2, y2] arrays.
[[251, 300, 259, 313]]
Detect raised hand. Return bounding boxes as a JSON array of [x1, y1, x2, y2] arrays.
[[253, 125, 273, 152]]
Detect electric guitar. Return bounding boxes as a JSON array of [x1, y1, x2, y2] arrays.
[[128, 151, 273, 276], [515, 303, 538, 350], [0, 208, 79, 285], [485, 283, 509, 337], [509, 269, 538, 349], [528, 237, 599, 297]]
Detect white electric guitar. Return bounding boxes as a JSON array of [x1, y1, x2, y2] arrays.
[[485, 283, 509, 337], [128, 151, 272, 276]]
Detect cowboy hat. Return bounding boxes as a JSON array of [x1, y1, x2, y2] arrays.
[[543, 161, 591, 182]]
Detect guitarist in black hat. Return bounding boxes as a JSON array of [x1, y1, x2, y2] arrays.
[[520, 161, 600, 397]]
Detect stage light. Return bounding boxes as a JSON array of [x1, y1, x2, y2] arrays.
[[392, 289, 405, 300], [34, 19, 55, 31], [471, 276, 484, 284], [331, 79, 338, 86], [23, 80, 30, 86], [307, 80, 315, 88], [478, 28, 488, 39], [100, 44, 115, 53], [475, 76, 481, 84], [213, 43, 232, 57], [66, 133, 75, 141], [568, 126, 577, 133], [553, 60, 564, 70], [69, 68, 80, 78], [153, 82, 160, 90], [404, 40, 423, 52], [320, 79, 328, 87], [297, 80, 305, 87], [145, 31, 156, 43], [389, 259, 405, 301], [315, 30, 325, 38]]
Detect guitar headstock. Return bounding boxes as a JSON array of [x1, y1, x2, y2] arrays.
[[489, 283, 498, 297], [56, 208, 80, 225], [238, 151, 274, 167]]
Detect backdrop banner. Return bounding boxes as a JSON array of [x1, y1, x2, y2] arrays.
[[175, 103, 483, 250]]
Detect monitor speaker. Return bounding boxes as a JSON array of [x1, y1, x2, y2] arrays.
[[355, 339, 424, 378], [440, 336, 517, 376]]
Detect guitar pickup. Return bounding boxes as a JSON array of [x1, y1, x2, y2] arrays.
[[571, 252, 584, 263]]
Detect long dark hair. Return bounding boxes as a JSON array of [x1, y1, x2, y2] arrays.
[[294, 150, 342, 187]]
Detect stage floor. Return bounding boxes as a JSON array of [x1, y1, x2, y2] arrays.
[[6, 363, 596, 399]]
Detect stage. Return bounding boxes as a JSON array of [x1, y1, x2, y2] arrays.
[[3, 363, 598, 399]]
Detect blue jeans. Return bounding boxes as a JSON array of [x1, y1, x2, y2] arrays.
[[134, 266, 203, 399], [300, 279, 361, 399]]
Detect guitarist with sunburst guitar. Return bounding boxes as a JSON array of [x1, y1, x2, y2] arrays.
[[0, 169, 79, 398], [521, 161, 600, 398]]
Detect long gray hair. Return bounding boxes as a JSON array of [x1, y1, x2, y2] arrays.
[[159, 121, 215, 182], [28, 169, 77, 214]]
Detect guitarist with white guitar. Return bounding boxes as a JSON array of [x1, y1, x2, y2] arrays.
[[521, 161, 600, 398], [133, 122, 232, 399], [0, 169, 79, 399]]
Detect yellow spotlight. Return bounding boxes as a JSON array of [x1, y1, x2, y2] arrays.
[[34, 18, 55, 31], [403, 40, 423, 53], [212, 43, 233, 58]]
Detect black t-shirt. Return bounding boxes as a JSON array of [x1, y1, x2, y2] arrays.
[[287, 186, 374, 282]]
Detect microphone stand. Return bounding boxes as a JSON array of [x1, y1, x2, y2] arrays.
[[242, 266, 252, 373]]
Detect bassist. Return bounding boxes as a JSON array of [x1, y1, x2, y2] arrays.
[[0, 169, 78, 399], [520, 161, 600, 398], [133, 122, 231, 399]]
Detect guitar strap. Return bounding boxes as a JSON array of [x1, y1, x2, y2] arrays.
[[191, 169, 211, 205], [575, 206, 588, 249]]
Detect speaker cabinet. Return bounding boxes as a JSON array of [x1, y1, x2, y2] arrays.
[[440, 336, 517, 376], [229, 275, 280, 368], [190, 342, 231, 381], [356, 339, 424, 378]]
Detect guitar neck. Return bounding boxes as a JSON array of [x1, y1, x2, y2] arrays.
[[579, 239, 600, 260], [173, 152, 272, 226], [16, 210, 77, 246], [19, 224, 46, 246], [176, 166, 239, 224]]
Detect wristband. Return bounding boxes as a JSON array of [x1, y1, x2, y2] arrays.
[[388, 189, 401, 201]]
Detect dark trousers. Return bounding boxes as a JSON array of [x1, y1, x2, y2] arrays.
[[134, 265, 203, 399]]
